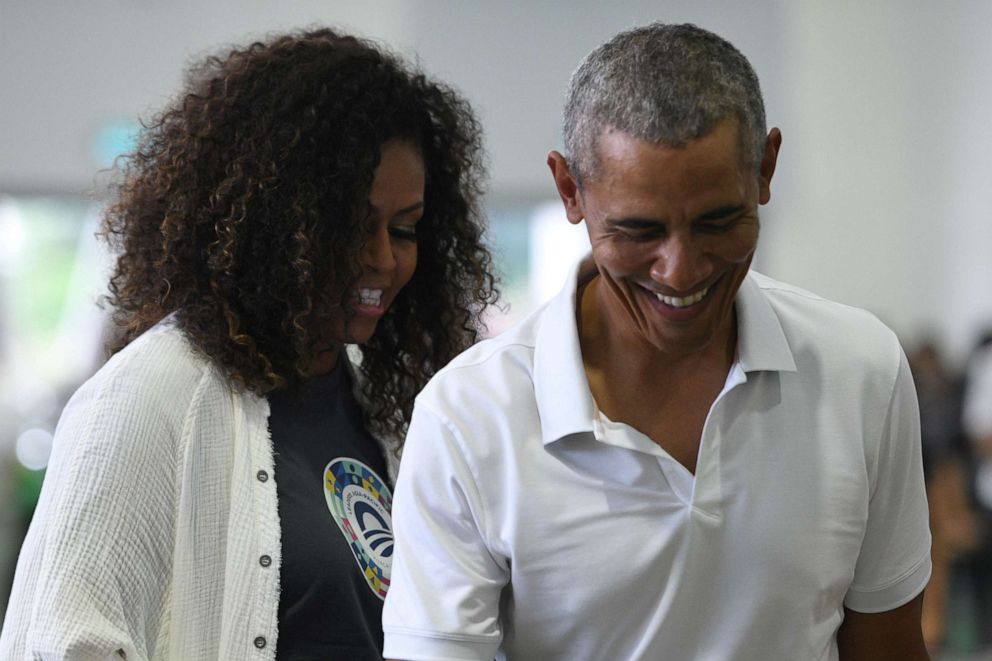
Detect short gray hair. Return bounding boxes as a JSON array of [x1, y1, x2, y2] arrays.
[[563, 23, 767, 183]]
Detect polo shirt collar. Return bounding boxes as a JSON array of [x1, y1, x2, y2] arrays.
[[533, 256, 599, 445], [734, 272, 798, 374], [532, 259, 797, 446]]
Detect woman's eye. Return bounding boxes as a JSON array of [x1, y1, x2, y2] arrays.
[[389, 226, 418, 242]]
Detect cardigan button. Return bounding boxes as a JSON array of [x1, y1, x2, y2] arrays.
[[256, 470, 269, 483], [254, 636, 267, 649], [259, 555, 272, 567]]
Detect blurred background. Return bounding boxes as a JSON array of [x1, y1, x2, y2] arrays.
[[2, 0, 991, 656]]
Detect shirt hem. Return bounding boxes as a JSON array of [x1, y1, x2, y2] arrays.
[[382, 629, 499, 661], [843, 551, 932, 613]]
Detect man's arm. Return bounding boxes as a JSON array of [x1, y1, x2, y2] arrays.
[[839, 344, 931, 659], [837, 593, 929, 660], [382, 403, 506, 661]]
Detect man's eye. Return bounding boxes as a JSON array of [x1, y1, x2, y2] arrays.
[[620, 228, 663, 241], [697, 218, 737, 233]]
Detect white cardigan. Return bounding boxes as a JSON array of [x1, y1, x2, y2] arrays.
[[0, 320, 397, 660]]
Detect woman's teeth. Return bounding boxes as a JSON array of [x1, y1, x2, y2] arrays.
[[359, 288, 383, 306], [654, 285, 709, 308]]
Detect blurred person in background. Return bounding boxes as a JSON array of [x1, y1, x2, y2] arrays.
[[0, 27, 496, 660], [964, 332, 992, 489], [959, 330, 992, 650], [909, 340, 979, 652]]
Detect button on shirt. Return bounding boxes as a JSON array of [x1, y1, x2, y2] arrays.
[[0, 321, 283, 660], [0, 320, 397, 661], [383, 257, 931, 661]]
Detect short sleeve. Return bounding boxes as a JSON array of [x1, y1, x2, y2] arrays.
[[382, 404, 507, 661], [844, 346, 932, 613]]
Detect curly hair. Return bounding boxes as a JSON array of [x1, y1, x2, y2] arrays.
[[101, 27, 497, 439]]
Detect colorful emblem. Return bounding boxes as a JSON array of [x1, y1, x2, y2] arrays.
[[324, 457, 393, 599]]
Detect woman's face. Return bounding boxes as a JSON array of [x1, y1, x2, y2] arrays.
[[313, 139, 425, 373]]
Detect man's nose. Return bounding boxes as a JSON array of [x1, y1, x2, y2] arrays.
[[649, 235, 708, 292], [361, 226, 396, 272]]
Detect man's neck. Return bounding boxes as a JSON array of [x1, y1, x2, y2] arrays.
[[577, 275, 736, 389], [577, 275, 737, 473]]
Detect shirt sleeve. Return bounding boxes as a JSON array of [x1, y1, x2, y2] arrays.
[[0, 350, 191, 660], [844, 345, 932, 613], [382, 403, 507, 661]]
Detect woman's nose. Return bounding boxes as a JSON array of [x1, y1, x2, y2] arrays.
[[361, 227, 396, 272]]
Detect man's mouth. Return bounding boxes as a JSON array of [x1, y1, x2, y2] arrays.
[[652, 284, 711, 308]]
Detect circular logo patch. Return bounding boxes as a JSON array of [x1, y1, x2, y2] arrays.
[[324, 458, 393, 599]]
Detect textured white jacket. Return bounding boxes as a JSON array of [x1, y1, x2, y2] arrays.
[[0, 319, 396, 660]]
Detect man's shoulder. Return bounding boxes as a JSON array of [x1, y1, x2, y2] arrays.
[[418, 306, 545, 408], [746, 272, 904, 393], [750, 271, 898, 349]]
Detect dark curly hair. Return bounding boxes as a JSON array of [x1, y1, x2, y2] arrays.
[[101, 27, 498, 439]]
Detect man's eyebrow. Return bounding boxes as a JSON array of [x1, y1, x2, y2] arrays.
[[606, 216, 665, 229], [694, 204, 746, 222], [606, 205, 747, 228]]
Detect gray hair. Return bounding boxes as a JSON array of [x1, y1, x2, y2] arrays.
[[563, 23, 767, 183]]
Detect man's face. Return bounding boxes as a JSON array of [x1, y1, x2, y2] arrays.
[[550, 119, 780, 359]]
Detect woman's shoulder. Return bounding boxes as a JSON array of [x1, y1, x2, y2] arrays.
[[105, 319, 222, 390], [38, 319, 245, 505], [70, 320, 231, 438]]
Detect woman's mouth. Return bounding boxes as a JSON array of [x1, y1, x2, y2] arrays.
[[359, 288, 383, 307]]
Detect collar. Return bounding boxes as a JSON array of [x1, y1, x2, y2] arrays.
[[734, 272, 798, 374], [532, 258, 796, 446], [345, 343, 400, 483], [532, 255, 600, 445]]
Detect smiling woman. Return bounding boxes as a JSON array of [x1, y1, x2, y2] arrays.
[[0, 27, 497, 661], [309, 139, 426, 375]]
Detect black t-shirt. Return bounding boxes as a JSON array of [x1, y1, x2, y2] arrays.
[[269, 363, 393, 660]]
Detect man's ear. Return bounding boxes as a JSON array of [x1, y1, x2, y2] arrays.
[[547, 150, 585, 224], [758, 128, 782, 205]]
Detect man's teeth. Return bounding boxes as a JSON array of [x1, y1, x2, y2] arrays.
[[359, 288, 383, 306], [654, 286, 709, 308]]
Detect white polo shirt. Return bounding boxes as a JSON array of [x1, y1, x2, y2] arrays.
[[383, 258, 931, 661]]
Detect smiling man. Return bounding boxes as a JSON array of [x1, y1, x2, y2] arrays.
[[383, 23, 931, 661]]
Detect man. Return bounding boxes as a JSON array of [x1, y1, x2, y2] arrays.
[[383, 23, 931, 660]]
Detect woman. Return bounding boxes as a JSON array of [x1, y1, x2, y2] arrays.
[[0, 28, 496, 660]]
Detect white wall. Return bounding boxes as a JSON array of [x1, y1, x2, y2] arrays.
[[763, 0, 992, 362], [0, 0, 413, 192], [0, 0, 782, 196], [1, 0, 990, 360]]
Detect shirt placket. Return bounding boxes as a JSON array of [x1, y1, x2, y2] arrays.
[[690, 362, 747, 520]]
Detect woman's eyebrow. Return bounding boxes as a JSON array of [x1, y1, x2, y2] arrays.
[[369, 201, 425, 217]]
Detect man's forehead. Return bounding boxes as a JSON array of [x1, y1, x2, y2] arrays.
[[579, 118, 751, 184]]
